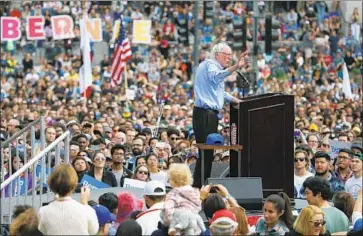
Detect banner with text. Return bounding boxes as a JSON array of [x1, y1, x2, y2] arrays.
[[80, 174, 111, 190], [123, 178, 146, 189], [329, 140, 352, 159], [1, 16, 102, 42], [132, 20, 152, 44]]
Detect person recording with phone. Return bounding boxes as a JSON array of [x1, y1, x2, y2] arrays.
[[192, 42, 250, 188]]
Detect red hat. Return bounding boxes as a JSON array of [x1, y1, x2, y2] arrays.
[[210, 209, 238, 227]]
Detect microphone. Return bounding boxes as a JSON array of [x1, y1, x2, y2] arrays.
[[236, 71, 250, 88]]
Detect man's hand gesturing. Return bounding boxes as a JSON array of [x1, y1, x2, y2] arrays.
[[237, 50, 249, 69]]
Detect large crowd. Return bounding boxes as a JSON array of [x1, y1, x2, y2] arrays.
[[0, 1, 362, 236]]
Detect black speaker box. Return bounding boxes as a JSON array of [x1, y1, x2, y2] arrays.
[[206, 177, 263, 211]]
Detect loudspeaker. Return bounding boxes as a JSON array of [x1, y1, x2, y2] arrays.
[[206, 177, 263, 211], [189, 162, 229, 178]]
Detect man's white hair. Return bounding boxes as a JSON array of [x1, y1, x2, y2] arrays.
[[211, 42, 231, 59]]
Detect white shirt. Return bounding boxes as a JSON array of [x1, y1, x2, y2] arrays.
[[150, 171, 168, 185], [38, 198, 99, 235], [345, 175, 362, 200], [294, 171, 314, 198], [136, 202, 164, 235]]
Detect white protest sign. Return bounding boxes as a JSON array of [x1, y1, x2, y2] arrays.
[[123, 178, 146, 189], [126, 89, 136, 100], [328, 140, 352, 159]]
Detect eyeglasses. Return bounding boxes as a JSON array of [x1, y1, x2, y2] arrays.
[[310, 220, 326, 227], [137, 170, 148, 175], [218, 52, 232, 57], [294, 158, 306, 162], [94, 157, 106, 161], [338, 156, 350, 160], [113, 152, 124, 156]]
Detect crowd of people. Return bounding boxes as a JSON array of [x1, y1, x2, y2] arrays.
[[0, 0, 362, 235]]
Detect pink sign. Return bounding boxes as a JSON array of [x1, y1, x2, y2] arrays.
[[51, 15, 75, 40], [0, 17, 21, 41], [26, 16, 45, 40]]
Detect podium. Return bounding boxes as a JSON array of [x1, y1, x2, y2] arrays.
[[229, 93, 294, 198]]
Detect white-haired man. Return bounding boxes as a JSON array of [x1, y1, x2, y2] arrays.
[[192, 42, 249, 188]]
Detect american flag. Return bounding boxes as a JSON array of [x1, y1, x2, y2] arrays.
[[111, 17, 132, 87]]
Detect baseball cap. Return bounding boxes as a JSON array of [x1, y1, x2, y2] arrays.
[[210, 209, 238, 228], [92, 204, 116, 226], [351, 142, 363, 152], [104, 127, 112, 134], [206, 133, 224, 145], [144, 180, 166, 196], [353, 153, 363, 162], [309, 124, 319, 132], [141, 127, 152, 135]]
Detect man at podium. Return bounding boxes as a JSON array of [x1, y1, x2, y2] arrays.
[[192, 42, 249, 188]]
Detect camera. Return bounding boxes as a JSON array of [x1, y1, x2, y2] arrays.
[[210, 185, 219, 193]]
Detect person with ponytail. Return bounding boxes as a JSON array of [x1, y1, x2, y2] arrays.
[[255, 192, 294, 235]]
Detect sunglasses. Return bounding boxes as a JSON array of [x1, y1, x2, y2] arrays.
[[294, 158, 306, 162], [137, 170, 148, 175], [310, 220, 326, 227], [171, 137, 179, 141]]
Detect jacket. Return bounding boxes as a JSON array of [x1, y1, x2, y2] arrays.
[[87, 168, 117, 187]]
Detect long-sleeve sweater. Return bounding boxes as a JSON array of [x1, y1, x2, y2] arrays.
[[163, 185, 201, 225], [38, 197, 99, 235]]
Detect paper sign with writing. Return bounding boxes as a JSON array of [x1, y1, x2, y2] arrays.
[[26, 16, 45, 40], [51, 15, 75, 40], [1, 17, 21, 41], [80, 174, 110, 190], [133, 20, 152, 44], [329, 140, 352, 159], [123, 178, 146, 189]]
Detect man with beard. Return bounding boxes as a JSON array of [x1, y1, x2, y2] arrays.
[[314, 151, 345, 196], [127, 137, 146, 171], [110, 144, 132, 187]]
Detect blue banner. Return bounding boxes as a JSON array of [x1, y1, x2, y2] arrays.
[[80, 174, 111, 190], [35, 164, 53, 187]]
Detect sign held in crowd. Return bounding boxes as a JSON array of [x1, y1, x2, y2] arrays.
[[80, 174, 111, 190], [1, 16, 103, 41], [123, 178, 146, 189]]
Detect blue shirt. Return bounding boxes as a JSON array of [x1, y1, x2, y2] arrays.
[[194, 59, 233, 111]]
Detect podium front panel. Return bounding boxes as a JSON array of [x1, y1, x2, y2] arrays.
[[230, 94, 294, 198]]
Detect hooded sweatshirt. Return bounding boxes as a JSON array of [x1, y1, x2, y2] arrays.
[[163, 185, 201, 225]]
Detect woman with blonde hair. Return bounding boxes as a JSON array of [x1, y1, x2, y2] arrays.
[[285, 205, 330, 236]]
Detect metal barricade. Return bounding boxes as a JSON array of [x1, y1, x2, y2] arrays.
[[0, 117, 70, 224]]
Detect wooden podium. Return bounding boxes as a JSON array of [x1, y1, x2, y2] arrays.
[[229, 93, 294, 198]]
